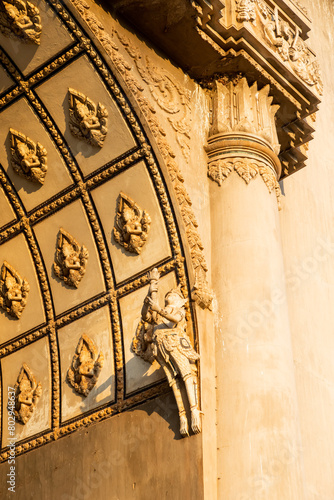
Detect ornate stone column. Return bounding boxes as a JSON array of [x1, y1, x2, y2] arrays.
[[207, 77, 306, 499]]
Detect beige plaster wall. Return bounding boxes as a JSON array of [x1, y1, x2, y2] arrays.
[[279, 1, 334, 498]]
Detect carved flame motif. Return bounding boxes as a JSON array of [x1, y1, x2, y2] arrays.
[[53, 228, 89, 288], [13, 364, 42, 424], [113, 192, 151, 255], [67, 334, 104, 397], [9, 128, 48, 185], [0, 0, 42, 44], [0, 261, 29, 319], [68, 88, 108, 148]]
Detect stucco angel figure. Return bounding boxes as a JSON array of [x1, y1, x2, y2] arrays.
[[0, 0, 42, 44], [68, 88, 108, 148], [133, 268, 201, 437], [14, 363, 42, 424], [53, 228, 89, 288]]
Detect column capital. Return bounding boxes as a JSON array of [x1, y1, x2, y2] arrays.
[[112, 0, 321, 177]]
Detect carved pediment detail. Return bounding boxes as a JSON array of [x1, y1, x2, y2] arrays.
[[67, 334, 104, 397], [0, 261, 29, 319], [13, 364, 42, 424], [53, 228, 89, 288], [113, 192, 151, 255], [9, 128, 48, 185], [0, 0, 42, 44], [68, 88, 108, 148]]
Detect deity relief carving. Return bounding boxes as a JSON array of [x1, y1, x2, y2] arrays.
[[9, 128, 48, 185], [132, 269, 201, 437], [53, 228, 89, 288], [0, 0, 42, 44], [68, 88, 108, 148], [113, 192, 151, 255], [67, 334, 104, 397], [236, 0, 256, 23], [0, 261, 29, 319], [235, 1, 322, 93], [13, 364, 42, 424]]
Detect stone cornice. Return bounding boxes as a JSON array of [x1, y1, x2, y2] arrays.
[[111, 0, 321, 178]]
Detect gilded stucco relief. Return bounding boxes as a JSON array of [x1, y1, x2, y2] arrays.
[[0, 0, 203, 460], [0, 0, 42, 44], [113, 192, 151, 255], [67, 334, 104, 397], [68, 88, 108, 148], [53, 228, 89, 289], [13, 363, 42, 424], [0, 261, 29, 318], [9, 128, 48, 185]]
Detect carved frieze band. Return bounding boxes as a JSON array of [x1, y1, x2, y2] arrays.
[[208, 157, 282, 209]]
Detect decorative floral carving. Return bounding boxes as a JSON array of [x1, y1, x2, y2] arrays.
[[133, 269, 201, 437], [0, 0, 42, 44], [116, 32, 192, 162], [113, 192, 151, 255], [67, 334, 104, 396], [53, 228, 89, 288], [234, 159, 258, 183], [208, 157, 282, 209], [68, 88, 108, 147], [13, 364, 42, 424], [0, 261, 29, 318], [236, 0, 256, 23], [9, 128, 47, 185]]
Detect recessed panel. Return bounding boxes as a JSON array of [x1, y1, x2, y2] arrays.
[[0, 185, 16, 229], [1, 337, 51, 446], [0, 97, 73, 212], [33, 199, 105, 316], [35, 55, 137, 177], [120, 272, 178, 394], [91, 161, 172, 283], [0, 64, 14, 94], [0, 0, 73, 76], [58, 306, 115, 422], [0, 233, 45, 344]]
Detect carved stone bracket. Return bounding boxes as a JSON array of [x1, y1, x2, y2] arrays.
[[53, 228, 89, 288], [13, 364, 42, 424], [113, 192, 151, 255], [68, 88, 108, 148], [0, 261, 29, 318], [67, 334, 104, 397], [0, 0, 42, 44], [9, 128, 48, 185]]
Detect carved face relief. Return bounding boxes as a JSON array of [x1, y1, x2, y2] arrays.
[[53, 228, 89, 288], [0, 261, 30, 318], [236, 0, 256, 23], [0, 0, 42, 44], [13, 364, 42, 424], [67, 334, 104, 397], [113, 192, 151, 255], [9, 128, 48, 185], [68, 88, 108, 148]]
